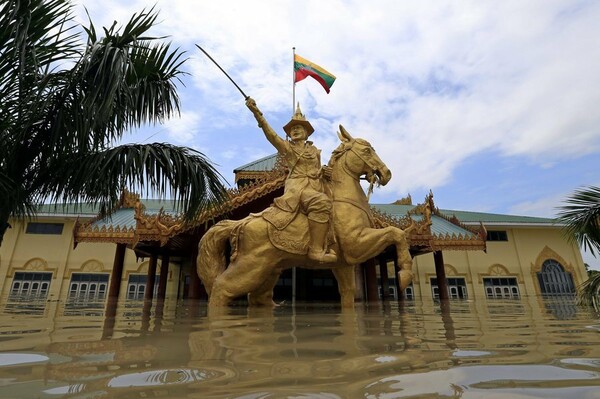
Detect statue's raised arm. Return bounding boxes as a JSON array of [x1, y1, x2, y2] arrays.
[[246, 97, 287, 154], [244, 97, 337, 264]]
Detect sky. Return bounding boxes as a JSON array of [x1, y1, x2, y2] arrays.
[[75, 0, 600, 268]]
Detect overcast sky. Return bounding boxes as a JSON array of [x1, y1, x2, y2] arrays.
[[76, 0, 600, 267]]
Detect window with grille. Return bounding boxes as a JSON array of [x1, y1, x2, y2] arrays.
[[67, 273, 109, 301], [404, 285, 414, 300], [6, 272, 52, 314], [9, 272, 52, 301], [127, 274, 159, 300], [431, 277, 468, 299], [377, 280, 413, 300], [64, 273, 109, 316], [483, 277, 520, 299], [537, 259, 575, 296]]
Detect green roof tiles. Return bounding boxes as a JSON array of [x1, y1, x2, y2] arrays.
[[86, 201, 180, 230], [36, 202, 100, 216], [89, 208, 136, 229], [371, 203, 556, 226], [36, 199, 180, 217], [370, 204, 415, 218], [439, 209, 556, 225], [234, 153, 278, 172], [371, 204, 478, 238]]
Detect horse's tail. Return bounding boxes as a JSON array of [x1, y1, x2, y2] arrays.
[[197, 220, 238, 295]]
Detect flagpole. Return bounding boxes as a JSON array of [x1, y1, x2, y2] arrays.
[[292, 47, 296, 114], [291, 46, 297, 307]]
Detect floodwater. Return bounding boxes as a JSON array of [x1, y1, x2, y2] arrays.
[[0, 297, 599, 399]]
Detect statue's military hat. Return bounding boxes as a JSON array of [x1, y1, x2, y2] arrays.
[[283, 103, 314, 137]]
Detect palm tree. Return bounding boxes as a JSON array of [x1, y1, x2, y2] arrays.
[[557, 186, 600, 310], [578, 270, 600, 310], [0, 0, 228, 245]]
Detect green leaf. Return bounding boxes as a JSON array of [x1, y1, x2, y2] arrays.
[[0, 0, 227, 245]]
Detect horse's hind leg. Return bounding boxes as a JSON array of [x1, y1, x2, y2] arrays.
[[208, 276, 235, 307], [332, 267, 356, 309], [248, 272, 280, 307], [209, 259, 270, 308]]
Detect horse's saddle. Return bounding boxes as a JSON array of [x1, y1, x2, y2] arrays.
[[256, 206, 334, 255]]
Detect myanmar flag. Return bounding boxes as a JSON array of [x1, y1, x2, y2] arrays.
[[294, 54, 336, 93]]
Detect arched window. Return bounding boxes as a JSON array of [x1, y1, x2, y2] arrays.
[[537, 259, 575, 295]]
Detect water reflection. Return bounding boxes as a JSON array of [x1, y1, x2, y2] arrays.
[[0, 297, 598, 398]]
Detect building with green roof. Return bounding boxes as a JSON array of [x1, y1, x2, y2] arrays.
[[0, 154, 587, 310]]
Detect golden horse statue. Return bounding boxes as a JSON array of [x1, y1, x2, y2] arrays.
[[197, 126, 413, 308]]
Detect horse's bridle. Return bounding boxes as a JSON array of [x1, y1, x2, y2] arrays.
[[334, 140, 382, 180], [339, 140, 383, 199], [349, 142, 382, 176], [330, 140, 381, 222]]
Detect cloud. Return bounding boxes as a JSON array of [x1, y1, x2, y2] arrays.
[[510, 193, 566, 218], [161, 111, 201, 144], [77, 0, 600, 203]]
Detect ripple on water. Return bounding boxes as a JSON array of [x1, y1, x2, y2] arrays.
[[0, 353, 48, 367], [107, 368, 232, 387], [1, 298, 600, 398], [560, 358, 600, 369], [363, 364, 600, 398], [452, 349, 492, 358]]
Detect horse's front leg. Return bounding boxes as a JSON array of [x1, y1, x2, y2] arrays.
[[388, 227, 414, 291], [342, 226, 414, 290]]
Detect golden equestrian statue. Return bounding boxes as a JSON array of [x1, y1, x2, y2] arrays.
[[196, 98, 414, 309]]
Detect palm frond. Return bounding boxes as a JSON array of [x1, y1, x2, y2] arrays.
[[556, 186, 600, 256], [127, 41, 187, 124], [0, 0, 81, 184], [577, 272, 600, 311], [43, 143, 228, 219], [1, 1, 222, 246], [57, 8, 186, 152]]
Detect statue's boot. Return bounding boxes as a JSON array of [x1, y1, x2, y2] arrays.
[[307, 220, 337, 263]]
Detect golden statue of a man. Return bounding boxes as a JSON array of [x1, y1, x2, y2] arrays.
[[246, 97, 337, 263]]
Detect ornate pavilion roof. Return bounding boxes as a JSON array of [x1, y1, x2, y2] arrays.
[[73, 153, 488, 256], [233, 153, 281, 183], [74, 165, 288, 255]]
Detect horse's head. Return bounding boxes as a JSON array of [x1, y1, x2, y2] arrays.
[[329, 125, 392, 186]]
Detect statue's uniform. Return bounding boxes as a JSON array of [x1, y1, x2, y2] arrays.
[[274, 140, 332, 223]]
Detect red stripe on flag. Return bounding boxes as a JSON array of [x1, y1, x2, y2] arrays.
[[295, 68, 331, 93]]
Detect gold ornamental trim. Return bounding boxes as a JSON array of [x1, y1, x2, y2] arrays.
[[74, 166, 287, 246], [235, 171, 273, 183], [133, 201, 186, 247], [370, 191, 486, 253], [119, 189, 141, 208], [74, 162, 486, 254], [74, 220, 136, 245]]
